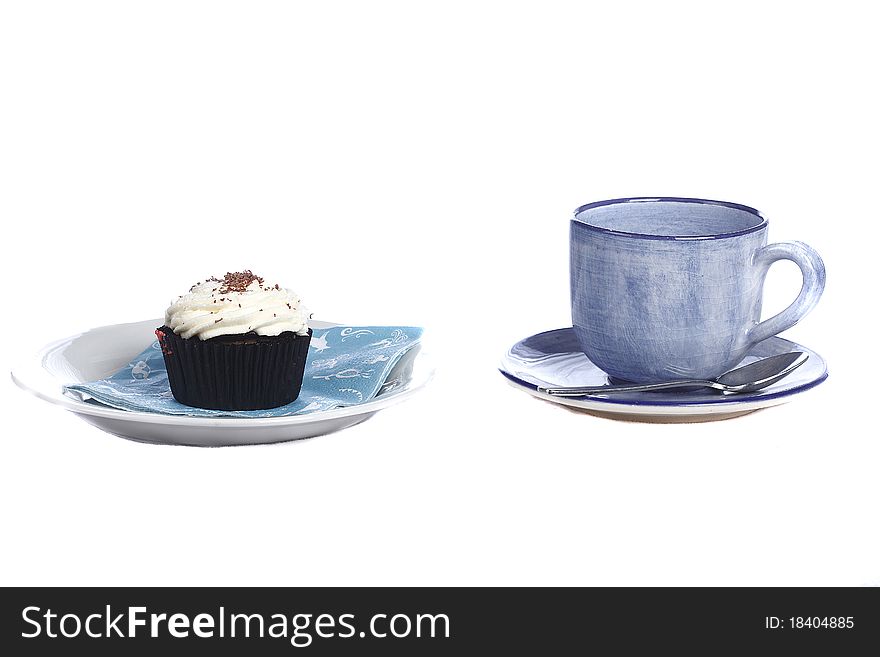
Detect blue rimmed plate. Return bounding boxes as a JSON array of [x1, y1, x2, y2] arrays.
[[499, 328, 827, 422]]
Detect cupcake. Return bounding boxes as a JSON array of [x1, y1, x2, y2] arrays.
[[155, 270, 312, 410]]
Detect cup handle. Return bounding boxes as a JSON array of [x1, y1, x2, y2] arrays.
[[747, 241, 826, 346]]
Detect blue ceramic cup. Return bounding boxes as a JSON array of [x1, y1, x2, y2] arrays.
[[570, 197, 825, 383]]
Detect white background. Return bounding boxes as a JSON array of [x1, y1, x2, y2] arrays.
[[1, 1, 877, 586]]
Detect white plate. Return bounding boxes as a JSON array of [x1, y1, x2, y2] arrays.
[[11, 319, 434, 446]]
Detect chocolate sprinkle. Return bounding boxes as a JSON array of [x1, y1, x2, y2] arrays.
[[216, 270, 265, 294]]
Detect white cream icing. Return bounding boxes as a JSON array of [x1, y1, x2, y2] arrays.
[[164, 271, 310, 340]]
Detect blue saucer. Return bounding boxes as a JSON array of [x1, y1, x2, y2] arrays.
[[499, 328, 827, 421]]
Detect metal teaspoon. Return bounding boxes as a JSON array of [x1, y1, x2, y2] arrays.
[[538, 352, 808, 397]]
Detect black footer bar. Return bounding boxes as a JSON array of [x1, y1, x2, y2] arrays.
[[2, 587, 877, 654]]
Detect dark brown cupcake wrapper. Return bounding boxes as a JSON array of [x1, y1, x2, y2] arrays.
[[155, 326, 312, 411]]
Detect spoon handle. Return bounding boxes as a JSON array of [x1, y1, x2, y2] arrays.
[[538, 379, 717, 396]]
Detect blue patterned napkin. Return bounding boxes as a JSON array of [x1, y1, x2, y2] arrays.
[[65, 326, 422, 417]]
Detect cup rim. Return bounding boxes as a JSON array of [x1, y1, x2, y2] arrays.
[[573, 197, 767, 241]]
